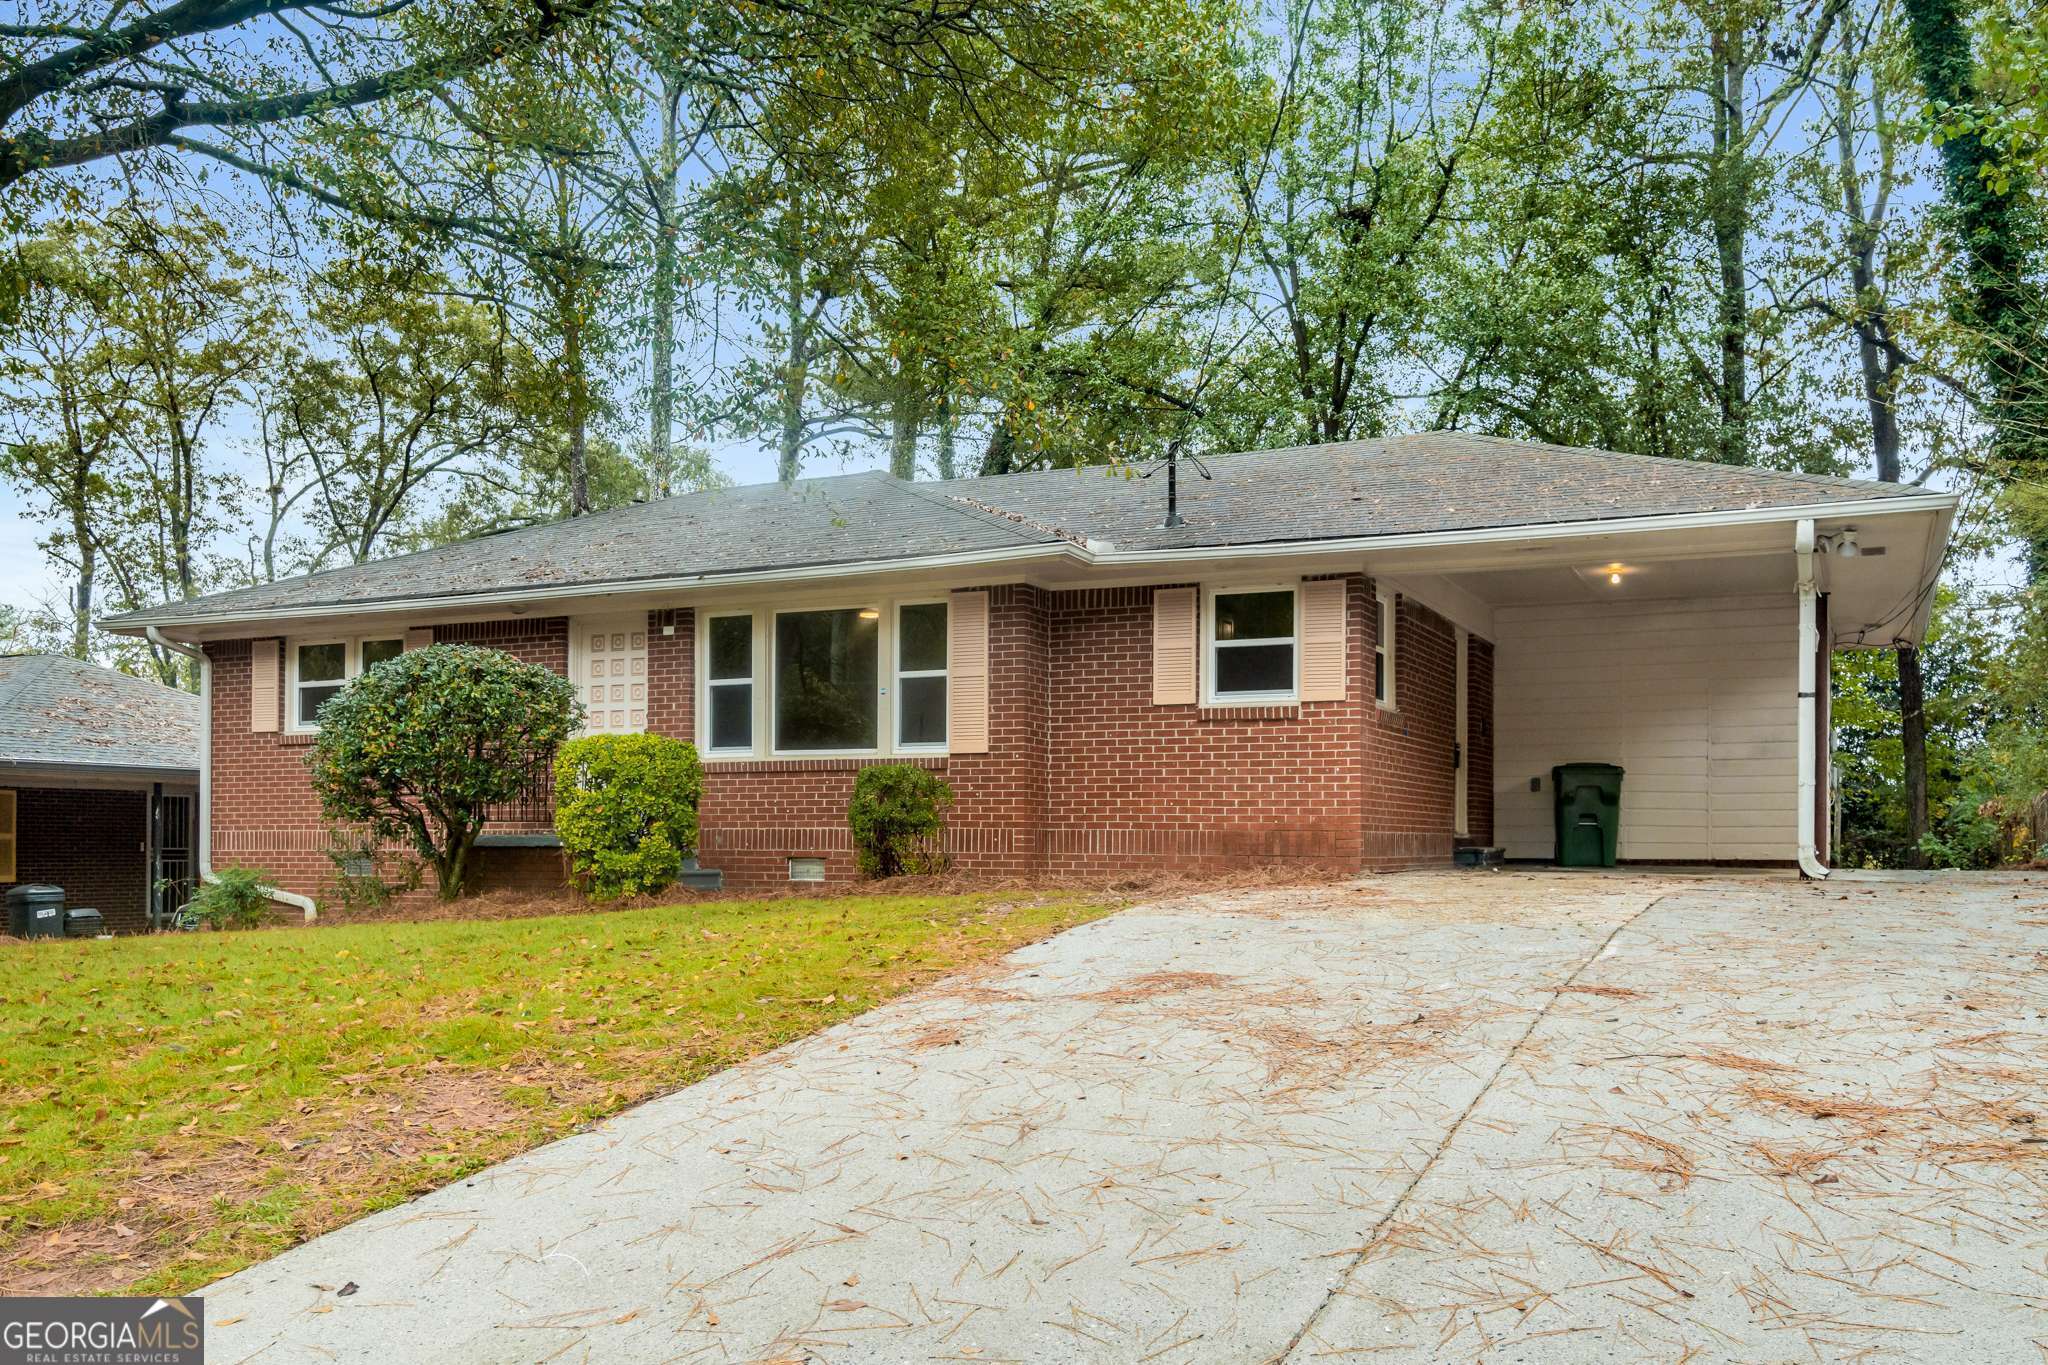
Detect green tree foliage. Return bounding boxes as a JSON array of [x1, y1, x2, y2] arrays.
[[553, 733, 705, 900], [848, 764, 954, 877], [1901, 0, 2048, 562], [1830, 589, 2027, 867], [306, 645, 581, 901]]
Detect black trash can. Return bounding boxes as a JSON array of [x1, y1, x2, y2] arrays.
[[5, 884, 66, 939], [64, 907, 105, 938], [1552, 764, 1625, 868]]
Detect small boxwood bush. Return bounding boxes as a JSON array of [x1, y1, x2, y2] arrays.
[[848, 764, 953, 878], [553, 733, 704, 900]]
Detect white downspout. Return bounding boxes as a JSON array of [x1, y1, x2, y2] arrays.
[[147, 628, 318, 923], [1793, 522, 1830, 880]]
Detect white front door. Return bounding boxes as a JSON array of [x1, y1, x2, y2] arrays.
[[1454, 626, 1469, 838], [575, 615, 649, 734]]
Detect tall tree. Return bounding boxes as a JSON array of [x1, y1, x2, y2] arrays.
[[1901, 0, 2048, 564], [0, 221, 128, 656]]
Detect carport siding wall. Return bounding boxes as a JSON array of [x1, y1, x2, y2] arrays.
[[202, 577, 1487, 898], [1490, 594, 1800, 862]]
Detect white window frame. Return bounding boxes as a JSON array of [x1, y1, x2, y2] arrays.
[[701, 611, 758, 757], [769, 602, 886, 757], [893, 599, 949, 753], [1203, 583, 1301, 705], [284, 634, 405, 733], [1374, 586, 1397, 710], [692, 595, 954, 760]]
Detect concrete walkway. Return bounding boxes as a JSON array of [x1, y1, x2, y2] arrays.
[[202, 872, 2048, 1363]]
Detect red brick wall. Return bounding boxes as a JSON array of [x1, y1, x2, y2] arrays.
[[1361, 594, 1461, 868], [1040, 578, 1369, 875], [1467, 635, 1495, 848], [7, 786, 150, 933], [696, 586, 1050, 884], [205, 580, 1489, 902], [208, 620, 570, 901]]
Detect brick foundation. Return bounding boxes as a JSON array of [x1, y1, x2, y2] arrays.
[[208, 578, 1493, 903]]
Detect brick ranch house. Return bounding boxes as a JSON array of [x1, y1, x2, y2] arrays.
[[104, 434, 1954, 907], [0, 653, 201, 932]]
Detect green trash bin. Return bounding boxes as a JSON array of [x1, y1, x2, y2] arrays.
[[1552, 763, 1624, 867]]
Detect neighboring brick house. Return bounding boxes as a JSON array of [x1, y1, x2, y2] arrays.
[[0, 654, 200, 933], [104, 434, 1956, 900]]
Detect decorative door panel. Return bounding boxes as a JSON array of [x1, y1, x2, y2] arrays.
[[577, 615, 648, 733]]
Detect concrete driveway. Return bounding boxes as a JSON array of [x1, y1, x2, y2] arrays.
[[203, 871, 2048, 1363]]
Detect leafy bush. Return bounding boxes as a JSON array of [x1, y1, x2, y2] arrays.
[[553, 733, 704, 900], [183, 866, 276, 930], [307, 644, 580, 900], [848, 764, 953, 878]]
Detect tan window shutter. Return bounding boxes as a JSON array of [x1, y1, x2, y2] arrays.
[[0, 789, 16, 881], [948, 591, 990, 753], [1153, 587, 1198, 705], [250, 639, 280, 733], [403, 627, 434, 651], [1299, 579, 1347, 701]]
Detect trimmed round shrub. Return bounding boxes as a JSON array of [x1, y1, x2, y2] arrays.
[[848, 764, 953, 878], [553, 733, 704, 900], [307, 644, 581, 901]]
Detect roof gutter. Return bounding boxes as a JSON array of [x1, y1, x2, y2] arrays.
[[107, 491, 1959, 638], [145, 627, 317, 924], [105, 541, 1082, 637]]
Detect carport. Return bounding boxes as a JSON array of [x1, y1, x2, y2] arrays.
[[0, 654, 201, 932], [1368, 494, 1953, 871]]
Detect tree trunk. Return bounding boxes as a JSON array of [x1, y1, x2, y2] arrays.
[[980, 423, 1016, 477], [71, 537, 94, 660], [889, 370, 921, 480], [566, 306, 591, 516], [935, 390, 957, 479], [1899, 644, 1930, 867], [648, 74, 682, 499], [1707, 29, 1751, 467], [777, 280, 807, 483], [68, 460, 93, 659]]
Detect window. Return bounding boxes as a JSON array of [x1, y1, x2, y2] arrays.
[[1375, 587, 1396, 708], [290, 636, 403, 730], [705, 613, 754, 754], [1209, 589, 1297, 701], [774, 607, 879, 751], [788, 856, 826, 882], [896, 601, 948, 749]]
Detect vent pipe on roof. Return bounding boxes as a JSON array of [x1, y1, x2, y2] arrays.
[[1142, 439, 1211, 529]]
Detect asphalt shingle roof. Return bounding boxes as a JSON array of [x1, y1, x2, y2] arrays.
[[103, 433, 1930, 629], [945, 433, 1923, 550], [0, 654, 200, 775]]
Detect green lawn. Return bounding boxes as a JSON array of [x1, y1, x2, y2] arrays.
[[0, 892, 1113, 1296]]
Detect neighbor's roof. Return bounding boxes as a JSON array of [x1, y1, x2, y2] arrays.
[[103, 433, 1936, 630], [0, 654, 201, 776]]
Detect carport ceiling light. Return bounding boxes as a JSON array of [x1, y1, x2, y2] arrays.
[[1580, 561, 1638, 588]]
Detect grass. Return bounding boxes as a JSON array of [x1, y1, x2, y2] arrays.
[[0, 891, 1114, 1296]]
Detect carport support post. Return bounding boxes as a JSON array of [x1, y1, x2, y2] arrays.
[[1794, 520, 1831, 880]]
